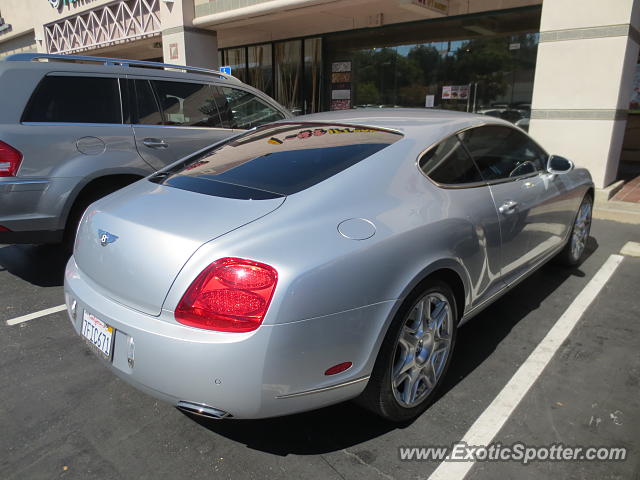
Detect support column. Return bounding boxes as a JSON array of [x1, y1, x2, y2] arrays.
[[160, 0, 218, 69], [529, 0, 640, 188], [162, 26, 218, 69]]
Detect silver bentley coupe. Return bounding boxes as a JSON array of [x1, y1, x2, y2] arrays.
[[64, 109, 594, 422]]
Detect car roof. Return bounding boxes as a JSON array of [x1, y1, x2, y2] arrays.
[[292, 108, 513, 139], [0, 53, 244, 86]]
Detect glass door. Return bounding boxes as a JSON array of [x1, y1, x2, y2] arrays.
[[275, 40, 302, 114]]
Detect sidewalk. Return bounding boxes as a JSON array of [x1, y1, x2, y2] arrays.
[[594, 198, 640, 224], [611, 175, 640, 203]]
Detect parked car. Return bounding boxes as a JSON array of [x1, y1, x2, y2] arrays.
[[64, 109, 594, 422], [477, 107, 527, 124], [0, 53, 291, 247]]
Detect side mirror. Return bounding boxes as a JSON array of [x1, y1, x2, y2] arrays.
[[547, 155, 574, 174]]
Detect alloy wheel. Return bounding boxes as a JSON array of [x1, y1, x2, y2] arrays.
[[391, 292, 453, 408], [571, 199, 592, 261]]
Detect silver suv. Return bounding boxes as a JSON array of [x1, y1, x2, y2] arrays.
[[0, 53, 291, 246]]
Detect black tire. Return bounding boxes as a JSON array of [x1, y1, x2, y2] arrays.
[[357, 279, 458, 422], [556, 193, 593, 267]]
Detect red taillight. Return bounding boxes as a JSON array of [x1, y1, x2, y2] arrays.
[[324, 362, 353, 376], [0, 225, 11, 232], [175, 257, 278, 332], [0, 141, 22, 177]]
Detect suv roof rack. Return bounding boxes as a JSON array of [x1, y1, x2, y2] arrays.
[[3, 53, 238, 82]]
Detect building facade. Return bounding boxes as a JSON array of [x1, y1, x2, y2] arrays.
[[1, 0, 638, 189]]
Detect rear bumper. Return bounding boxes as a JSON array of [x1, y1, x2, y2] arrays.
[[0, 177, 73, 243], [64, 256, 394, 419]]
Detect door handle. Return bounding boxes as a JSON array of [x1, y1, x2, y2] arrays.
[[143, 138, 168, 149], [498, 200, 519, 214]]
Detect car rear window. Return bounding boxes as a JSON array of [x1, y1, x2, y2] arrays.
[[151, 123, 403, 197]]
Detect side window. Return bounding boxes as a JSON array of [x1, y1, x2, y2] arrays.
[[419, 136, 484, 185], [219, 87, 285, 129], [150, 80, 223, 128], [459, 126, 548, 181], [134, 79, 162, 125], [23, 76, 121, 124]]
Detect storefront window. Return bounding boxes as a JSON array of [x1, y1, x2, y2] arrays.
[[304, 38, 322, 114], [275, 40, 302, 114], [224, 47, 247, 83], [323, 8, 541, 124], [218, 8, 540, 124], [248, 43, 273, 97], [329, 33, 538, 116]]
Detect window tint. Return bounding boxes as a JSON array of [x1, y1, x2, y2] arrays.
[[134, 79, 162, 125], [152, 123, 403, 197], [150, 80, 224, 128], [419, 136, 484, 185], [219, 87, 285, 129], [23, 76, 121, 124], [459, 126, 547, 181], [121, 78, 132, 124]]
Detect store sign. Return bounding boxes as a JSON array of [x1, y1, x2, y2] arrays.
[[169, 43, 179, 61], [331, 61, 352, 110], [425, 94, 435, 108], [442, 85, 469, 100], [400, 0, 449, 15], [48, 0, 78, 8]]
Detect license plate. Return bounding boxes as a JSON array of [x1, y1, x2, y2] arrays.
[[81, 311, 114, 358]]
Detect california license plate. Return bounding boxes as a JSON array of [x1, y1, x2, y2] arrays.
[[81, 311, 114, 358]]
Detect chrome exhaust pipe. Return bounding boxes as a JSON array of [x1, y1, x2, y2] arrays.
[[176, 401, 232, 419]]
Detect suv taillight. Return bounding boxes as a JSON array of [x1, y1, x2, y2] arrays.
[[175, 257, 278, 332], [0, 141, 22, 177]]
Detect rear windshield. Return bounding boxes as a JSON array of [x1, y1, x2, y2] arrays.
[[151, 123, 403, 198]]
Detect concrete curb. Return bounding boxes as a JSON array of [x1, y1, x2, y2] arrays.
[[594, 199, 640, 224], [595, 180, 625, 203]]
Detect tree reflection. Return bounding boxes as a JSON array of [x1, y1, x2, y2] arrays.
[[351, 34, 538, 110]]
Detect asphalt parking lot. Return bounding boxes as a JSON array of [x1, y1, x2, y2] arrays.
[[1, 218, 639, 480]]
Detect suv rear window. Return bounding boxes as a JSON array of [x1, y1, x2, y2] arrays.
[[22, 76, 122, 124], [151, 123, 403, 197]]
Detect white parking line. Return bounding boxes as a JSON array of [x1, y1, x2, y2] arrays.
[[620, 241, 640, 257], [5, 304, 67, 326], [428, 254, 624, 480]]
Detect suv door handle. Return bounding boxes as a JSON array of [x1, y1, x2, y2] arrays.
[[143, 138, 168, 149], [498, 200, 519, 214]]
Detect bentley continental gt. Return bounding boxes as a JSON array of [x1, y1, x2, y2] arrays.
[[64, 109, 594, 422]]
